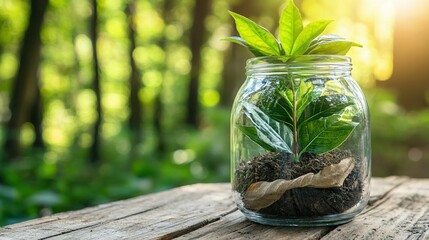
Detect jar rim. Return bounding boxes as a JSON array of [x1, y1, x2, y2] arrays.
[[246, 55, 352, 75]]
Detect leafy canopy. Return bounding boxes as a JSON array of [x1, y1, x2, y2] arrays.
[[226, 0, 362, 57]]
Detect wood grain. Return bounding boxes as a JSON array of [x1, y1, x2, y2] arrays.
[[321, 178, 429, 240], [0, 177, 427, 240], [0, 184, 235, 240]]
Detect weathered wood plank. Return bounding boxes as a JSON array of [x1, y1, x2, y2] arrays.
[[49, 186, 236, 240], [321, 178, 429, 240], [176, 210, 332, 240], [0, 184, 233, 240], [368, 176, 409, 205], [0, 177, 423, 240], [170, 177, 409, 239]]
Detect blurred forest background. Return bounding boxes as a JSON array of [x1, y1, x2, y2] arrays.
[[1, 0, 429, 226]]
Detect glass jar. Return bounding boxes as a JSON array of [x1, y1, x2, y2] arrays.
[[231, 55, 371, 226]]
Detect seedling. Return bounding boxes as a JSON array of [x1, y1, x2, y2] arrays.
[[228, 0, 361, 161], [226, 0, 361, 57]]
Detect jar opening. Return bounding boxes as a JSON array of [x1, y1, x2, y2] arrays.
[[246, 55, 352, 75]]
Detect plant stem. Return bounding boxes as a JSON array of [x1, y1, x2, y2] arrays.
[[292, 80, 299, 161]]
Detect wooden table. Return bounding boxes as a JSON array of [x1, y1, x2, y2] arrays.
[[0, 177, 428, 239]]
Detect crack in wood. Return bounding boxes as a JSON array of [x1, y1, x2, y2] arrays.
[[320, 177, 411, 239], [310, 227, 336, 240], [368, 177, 408, 206], [157, 207, 238, 240], [403, 205, 429, 239], [17, 204, 117, 230], [40, 205, 165, 240], [321, 178, 429, 239]]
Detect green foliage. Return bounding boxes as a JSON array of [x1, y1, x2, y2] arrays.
[[368, 90, 429, 178], [0, 0, 231, 226], [241, 78, 358, 160], [227, 0, 361, 57], [306, 35, 363, 55], [222, 36, 265, 57], [0, 108, 231, 226], [298, 106, 357, 154], [240, 102, 293, 153], [228, 0, 362, 161], [279, 0, 302, 55], [290, 20, 333, 55], [228, 11, 281, 56]]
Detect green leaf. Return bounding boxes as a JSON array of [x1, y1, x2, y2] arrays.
[[242, 102, 293, 152], [291, 20, 333, 56], [223, 36, 266, 56], [307, 34, 344, 51], [258, 84, 294, 129], [298, 110, 358, 155], [238, 126, 277, 152], [306, 34, 362, 55], [295, 80, 319, 119], [267, 80, 319, 123], [229, 11, 281, 56], [299, 94, 354, 125], [279, 0, 303, 55], [273, 89, 294, 128], [309, 41, 352, 55]]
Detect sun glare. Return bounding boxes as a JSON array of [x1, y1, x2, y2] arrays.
[[301, 0, 396, 85], [392, 0, 416, 12]]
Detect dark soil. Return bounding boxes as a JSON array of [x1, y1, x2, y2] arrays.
[[233, 151, 364, 216]]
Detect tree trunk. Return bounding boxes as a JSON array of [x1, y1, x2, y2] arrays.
[[3, 0, 48, 160], [185, 0, 212, 127], [89, 0, 102, 164], [154, 0, 174, 152], [30, 74, 45, 149], [70, 28, 84, 146], [126, 0, 142, 134], [126, 0, 143, 159]]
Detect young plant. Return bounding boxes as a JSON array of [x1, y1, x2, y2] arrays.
[[226, 0, 362, 57], [229, 0, 361, 161]]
